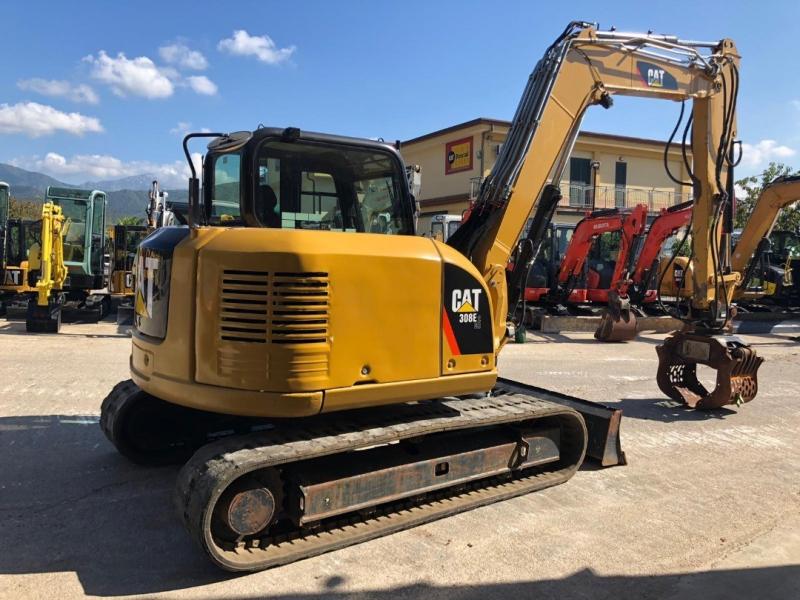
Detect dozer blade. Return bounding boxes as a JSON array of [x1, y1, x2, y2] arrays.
[[495, 378, 626, 467], [594, 290, 638, 342], [655, 332, 764, 409]]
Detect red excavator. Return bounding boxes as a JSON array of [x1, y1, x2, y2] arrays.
[[595, 200, 693, 340], [543, 205, 648, 314]]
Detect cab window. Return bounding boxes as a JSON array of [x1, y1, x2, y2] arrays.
[[211, 153, 242, 224], [254, 139, 412, 234]]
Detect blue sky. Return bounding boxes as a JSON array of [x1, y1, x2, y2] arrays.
[[1, 0, 798, 186]]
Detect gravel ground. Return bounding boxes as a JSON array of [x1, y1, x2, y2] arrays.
[[0, 318, 798, 599]]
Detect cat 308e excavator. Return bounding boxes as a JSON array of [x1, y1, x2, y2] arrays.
[[101, 23, 756, 571]]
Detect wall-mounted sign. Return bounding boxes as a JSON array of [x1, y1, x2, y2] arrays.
[[445, 136, 473, 175]]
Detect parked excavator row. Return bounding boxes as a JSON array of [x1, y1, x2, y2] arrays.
[[595, 200, 693, 340], [98, 23, 764, 572], [530, 204, 647, 339], [0, 179, 188, 330], [517, 201, 693, 340]]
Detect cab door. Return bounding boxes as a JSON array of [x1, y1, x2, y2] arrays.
[[90, 193, 106, 280]]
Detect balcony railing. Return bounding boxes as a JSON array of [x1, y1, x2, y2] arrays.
[[467, 177, 689, 212], [559, 182, 690, 212]]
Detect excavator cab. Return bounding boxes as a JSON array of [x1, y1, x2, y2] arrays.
[[43, 187, 107, 290]]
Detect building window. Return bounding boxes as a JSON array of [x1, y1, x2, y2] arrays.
[[615, 161, 627, 208], [569, 157, 591, 207]]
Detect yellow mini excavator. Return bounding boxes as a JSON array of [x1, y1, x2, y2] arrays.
[[101, 23, 759, 571]]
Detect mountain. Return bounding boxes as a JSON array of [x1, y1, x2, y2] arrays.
[[0, 163, 72, 199], [0, 162, 187, 222], [81, 174, 160, 192]]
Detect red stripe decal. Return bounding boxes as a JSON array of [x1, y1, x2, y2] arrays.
[[442, 307, 461, 356]]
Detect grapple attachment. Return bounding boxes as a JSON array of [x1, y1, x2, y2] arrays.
[[655, 332, 764, 409], [594, 290, 638, 342]]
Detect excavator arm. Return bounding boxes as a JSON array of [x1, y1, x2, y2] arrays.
[[448, 23, 739, 342], [30, 202, 68, 307], [446, 23, 757, 408], [24, 202, 69, 332]]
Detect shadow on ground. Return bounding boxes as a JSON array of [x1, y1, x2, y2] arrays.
[[228, 566, 799, 600], [0, 415, 797, 598], [603, 397, 736, 422], [0, 415, 228, 596], [526, 332, 665, 346]]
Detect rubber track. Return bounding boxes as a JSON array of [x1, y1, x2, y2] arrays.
[[100, 379, 138, 446], [175, 394, 587, 571]]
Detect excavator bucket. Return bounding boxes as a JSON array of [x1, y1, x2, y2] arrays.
[[594, 290, 638, 342], [655, 332, 764, 409]]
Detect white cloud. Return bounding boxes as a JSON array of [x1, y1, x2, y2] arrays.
[[218, 30, 295, 65], [11, 152, 199, 188], [84, 51, 174, 98], [169, 121, 192, 135], [186, 75, 218, 96], [739, 139, 796, 170], [0, 102, 103, 137], [159, 43, 208, 70], [169, 121, 211, 136], [16, 78, 99, 104]]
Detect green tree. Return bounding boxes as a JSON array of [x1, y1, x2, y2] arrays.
[[735, 162, 800, 231], [9, 197, 43, 220], [117, 215, 145, 226]]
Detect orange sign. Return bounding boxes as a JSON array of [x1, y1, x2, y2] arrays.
[[445, 136, 473, 174]]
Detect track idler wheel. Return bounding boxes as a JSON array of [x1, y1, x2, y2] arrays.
[[655, 332, 764, 409], [100, 380, 198, 465], [594, 290, 638, 342]]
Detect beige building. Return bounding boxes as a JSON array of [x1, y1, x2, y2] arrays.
[[399, 118, 692, 234]]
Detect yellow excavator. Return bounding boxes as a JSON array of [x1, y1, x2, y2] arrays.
[[101, 23, 758, 571], [26, 202, 69, 332], [658, 176, 800, 306], [731, 175, 800, 303]]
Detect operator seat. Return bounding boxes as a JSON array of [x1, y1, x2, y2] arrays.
[[257, 185, 281, 228]]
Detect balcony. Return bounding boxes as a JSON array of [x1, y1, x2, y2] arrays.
[[467, 177, 690, 213], [558, 182, 690, 213]]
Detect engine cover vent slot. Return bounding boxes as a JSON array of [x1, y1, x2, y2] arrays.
[[219, 270, 269, 343], [271, 272, 329, 345]]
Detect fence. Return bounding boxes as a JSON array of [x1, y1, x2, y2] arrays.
[[467, 177, 690, 212]]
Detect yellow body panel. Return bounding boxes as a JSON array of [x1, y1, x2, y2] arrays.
[[132, 227, 496, 417], [0, 261, 32, 292]]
